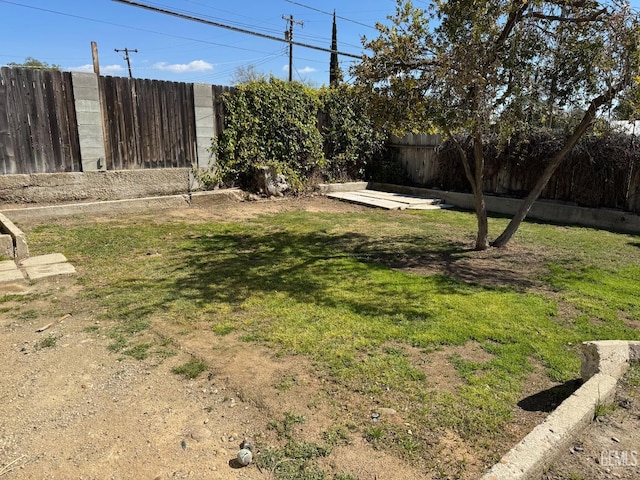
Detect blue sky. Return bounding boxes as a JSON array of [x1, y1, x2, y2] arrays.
[[0, 0, 409, 86]]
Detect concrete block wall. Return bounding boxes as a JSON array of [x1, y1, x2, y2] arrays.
[[71, 72, 107, 172], [193, 83, 215, 169]]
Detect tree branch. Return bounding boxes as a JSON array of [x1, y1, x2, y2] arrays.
[[526, 8, 608, 23], [495, 2, 530, 49]]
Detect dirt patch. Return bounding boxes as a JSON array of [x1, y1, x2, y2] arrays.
[[0, 276, 435, 479], [394, 243, 553, 291], [403, 342, 494, 394], [543, 366, 640, 480]]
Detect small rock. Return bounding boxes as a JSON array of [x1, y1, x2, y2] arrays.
[[611, 436, 620, 443], [190, 427, 212, 443], [379, 407, 397, 416]]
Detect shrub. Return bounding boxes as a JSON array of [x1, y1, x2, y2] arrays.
[[213, 77, 323, 193]]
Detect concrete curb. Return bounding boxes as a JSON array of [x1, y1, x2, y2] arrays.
[[0, 212, 29, 260], [0, 189, 248, 224], [482, 340, 640, 480], [369, 183, 640, 235]]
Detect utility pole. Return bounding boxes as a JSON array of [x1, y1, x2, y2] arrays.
[[114, 47, 138, 78], [91, 41, 100, 75], [282, 15, 303, 82]]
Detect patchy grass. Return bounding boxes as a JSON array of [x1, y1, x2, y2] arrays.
[[171, 358, 207, 379], [25, 202, 640, 471], [35, 334, 58, 350]]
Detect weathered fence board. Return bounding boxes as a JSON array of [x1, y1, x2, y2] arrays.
[[0, 67, 80, 174], [99, 76, 197, 170]]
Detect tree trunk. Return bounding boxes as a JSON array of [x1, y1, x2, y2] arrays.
[[448, 130, 489, 250], [492, 86, 623, 248], [472, 128, 489, 250]]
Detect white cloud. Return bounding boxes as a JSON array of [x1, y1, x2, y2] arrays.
[[102, 65, 126, 75], [68, 64, 124, 75], [282, 65, 316, 74], [153, 60, 213, 73]]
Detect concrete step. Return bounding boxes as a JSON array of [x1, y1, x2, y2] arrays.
[[0, 254, 76, 284]]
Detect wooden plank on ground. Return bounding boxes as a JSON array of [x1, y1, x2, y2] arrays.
[[326, 192, 406, 210], [355, 190, 442, 206]]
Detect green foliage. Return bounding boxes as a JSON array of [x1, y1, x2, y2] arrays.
[[8, 57, 61, 71], [318, 85, 386, 182], [354, 0, 640, 248], [269, 412, 306, 440], [213, 77, 324, 192], [35, 335, 58, 350], [435, 129, 640, 209], [172, 358, 207, 379], [208, 79, 386, 191], [16, 309, 39, 321], [259, 413, 338, 480], [123, 343, 153, 360]]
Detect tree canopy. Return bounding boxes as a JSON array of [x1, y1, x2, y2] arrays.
[[355, 0, 640, 249], [7, 57, 61, 71]]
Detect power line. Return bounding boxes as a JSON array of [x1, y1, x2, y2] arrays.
[[0, 0, 284, 58], [111, 0, 362, 59], [284, 0, 377, 30]]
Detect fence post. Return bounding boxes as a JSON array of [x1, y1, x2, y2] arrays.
[[193, 83, 215, 170], [71, 72, 106, 172]]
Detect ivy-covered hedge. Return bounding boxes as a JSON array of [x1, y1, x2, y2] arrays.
[[207, 78, 386, 192], [318, 85, 386, 183], [435, 129, 639, 210]]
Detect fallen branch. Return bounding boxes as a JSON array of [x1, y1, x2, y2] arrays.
[[36, 313, 71, 333]]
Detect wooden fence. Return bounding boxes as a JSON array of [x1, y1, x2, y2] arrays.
[[99, 76, 197, 170], [0, 67, 81, 174], [390, 134, 640, 214]]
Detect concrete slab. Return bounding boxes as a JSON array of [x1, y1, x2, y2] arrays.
[[326, 190, 450, 211], [20, 253, 68, 267], [24, 262, 76, 281], [317, 182, 369, 193], [327, 191, 408, 210], [0, 234, 13, 258], [0, 260, 17, 272], [355, 190, 442, 206], [407, 203, 454, 210], [0, 212, 29, 260], [0, 261, 25, 283]]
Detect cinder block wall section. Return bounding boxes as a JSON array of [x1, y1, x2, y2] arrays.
[[71, 72, 107, 172], [193, 83, 215, 169]]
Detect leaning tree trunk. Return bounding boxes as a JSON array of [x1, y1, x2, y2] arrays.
[[448, 129, 489, 250], [492, 86, 623, 248], [472, 129, 489, 250]]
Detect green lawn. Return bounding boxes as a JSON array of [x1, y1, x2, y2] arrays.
[[22, 203, 640, 474]]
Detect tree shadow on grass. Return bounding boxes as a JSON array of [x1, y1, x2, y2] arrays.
[[100, 225, 549, 336], [517, 379, 583, 413], [164, 229, 473, 321]]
